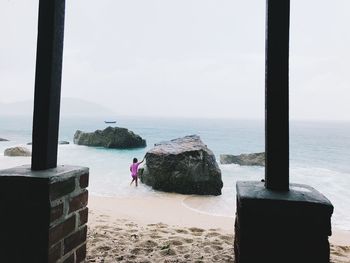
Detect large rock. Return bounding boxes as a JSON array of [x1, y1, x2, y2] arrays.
[[73, 126, 146, 148], [4, 147, 31, 157], [140, 135, 223, 195], [220, 152, 265, 166], [0, 138, 9, 142]]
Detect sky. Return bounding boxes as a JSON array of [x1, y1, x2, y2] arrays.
[[0, 0, 349, 120]]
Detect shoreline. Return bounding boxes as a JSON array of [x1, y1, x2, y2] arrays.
[[88, 194, 350, 246], [87, 194, 350, 262], [88, 194, 234, 232], [87, 194, 236, 262]]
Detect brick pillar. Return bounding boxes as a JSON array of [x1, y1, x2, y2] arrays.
[[0, 165, 89, 263]]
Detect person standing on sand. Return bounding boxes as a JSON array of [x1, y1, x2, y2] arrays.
[[130, 157, 145, 187]]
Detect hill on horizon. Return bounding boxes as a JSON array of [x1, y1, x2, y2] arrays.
[[0, 98, 117, 117]]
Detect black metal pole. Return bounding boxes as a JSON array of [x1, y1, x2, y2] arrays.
[[31, 0, 66, 170], [265, 0, 290, 191]]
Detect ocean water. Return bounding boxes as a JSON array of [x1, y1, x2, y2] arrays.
[[0, 116, 350, 230]]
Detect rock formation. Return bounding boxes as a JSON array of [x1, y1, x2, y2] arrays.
[[140, 135, 223, 195], [73, 126, 146, 149], [220, 152, 265, 166], [0, 138, 9, 142], [4, 147, 31, 157]]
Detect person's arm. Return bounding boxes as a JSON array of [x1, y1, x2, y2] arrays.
[[130, 165, 132, 172], [138, 157, 145, 164]]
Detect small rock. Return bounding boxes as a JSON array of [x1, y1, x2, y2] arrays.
[[220, 152, 265, 166], [4, 147, 31, 157], [0, 138, 9, 142]]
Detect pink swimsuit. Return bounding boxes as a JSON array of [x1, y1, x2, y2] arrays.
[[130, 163, 140, 177]]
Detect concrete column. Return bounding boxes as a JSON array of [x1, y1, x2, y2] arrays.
[[265, 0, 290, 191], [32, 0, 66, 170]]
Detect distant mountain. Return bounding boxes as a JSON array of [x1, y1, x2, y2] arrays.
[[0, 98, 116, 117]]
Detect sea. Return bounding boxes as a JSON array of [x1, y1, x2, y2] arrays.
[[0, 115, 349, 230]]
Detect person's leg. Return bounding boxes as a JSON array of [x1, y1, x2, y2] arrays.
[[130, 177, 135, 186], [135, 176, 138, 187]]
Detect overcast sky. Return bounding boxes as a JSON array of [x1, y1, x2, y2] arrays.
[[0, 0, 349, 120]]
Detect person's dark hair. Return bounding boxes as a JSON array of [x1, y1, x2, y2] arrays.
[[133, 158, 138, 163]]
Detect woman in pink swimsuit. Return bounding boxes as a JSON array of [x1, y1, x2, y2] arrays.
[[130, 157, 145, 187]]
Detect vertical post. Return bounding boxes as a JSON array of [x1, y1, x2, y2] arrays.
[[265, 0, 290, 191], [235, 2, 333, 261], [31, 0, 66, 170]]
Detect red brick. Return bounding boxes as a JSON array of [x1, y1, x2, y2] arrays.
[[62, 253, 75, 263], [69, 190, 88, 213], [48, 241, 62, 263], [79, 207, 88, 226], [75, 243, 87, 262], [49, 215, 76, 246], [50, 177, 76, 200], [64, 226, 87, 255], [79, 173, 89, 189], [50, 203, 64, 222]]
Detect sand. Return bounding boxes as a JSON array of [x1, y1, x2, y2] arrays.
[[86, 194, 350, 263]]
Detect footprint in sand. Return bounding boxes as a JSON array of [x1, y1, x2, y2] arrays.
[[175, 244, 189, 253], [130, 247, 143, 255], [149, 234, 162, 239], [330, 245, 350, 263], [202, 240, 213, 247], [205, 231, 221, 238], [169, 239, 183, 246], [97, 245, 112, 251], [183, 238, 194, 243], [188, 227, 205, 233], [115, 255, 124, 261], [212, 244, 224, 251], [203, 246, 212, 253], [140, 240, 158, 247], [218, 234, 234, 242], [175, 229, 189, 234], [125, 254, 137, 260], [159, 247, 176, 256]]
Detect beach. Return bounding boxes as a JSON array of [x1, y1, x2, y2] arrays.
[[86, 194, 350, 263], [1, 117, 350, 262], [1, 117, 350, 230]]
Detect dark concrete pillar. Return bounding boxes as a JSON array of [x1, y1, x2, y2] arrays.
[[31, 0, 66, 170], [265, 0, 290, 191], [234, 182, 333, 263]]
